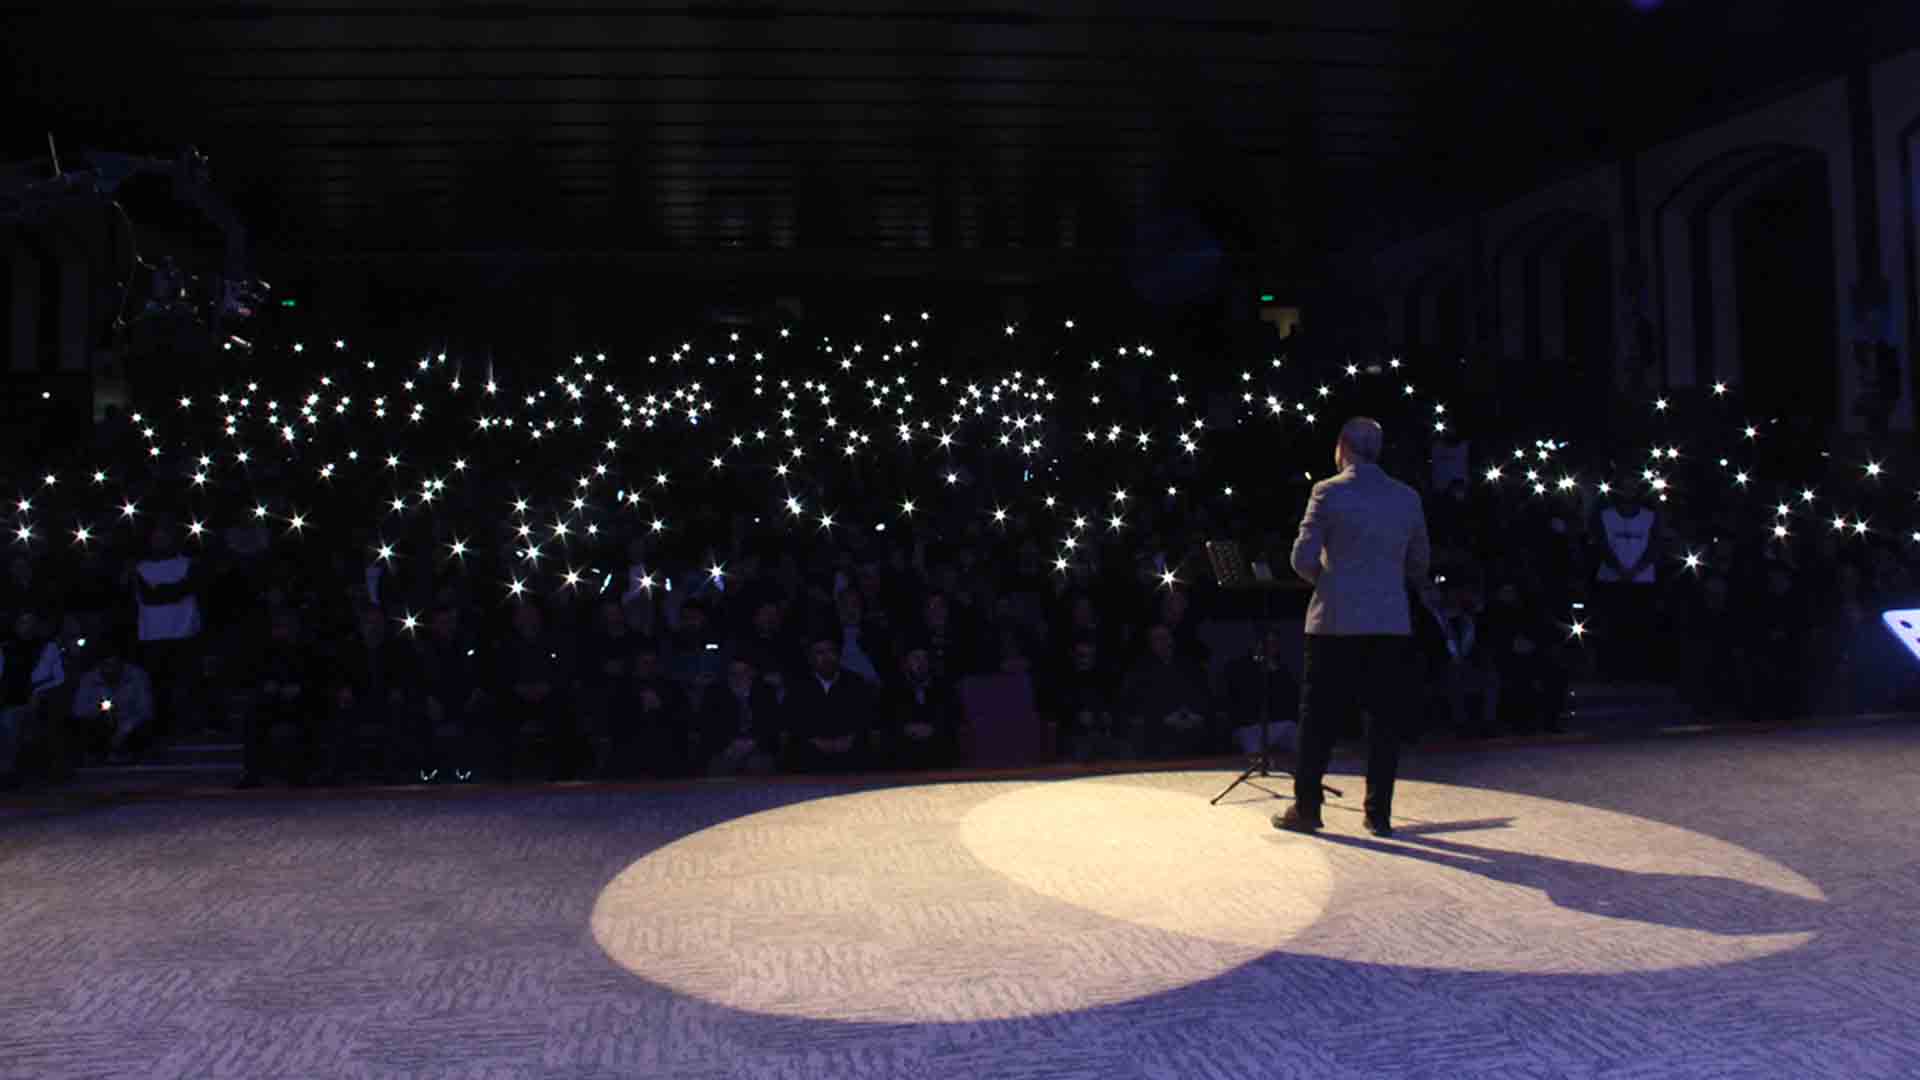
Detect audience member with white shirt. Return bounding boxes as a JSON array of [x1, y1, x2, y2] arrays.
[[1591, 487, 1662, 681], [130, 521, 204, 736]]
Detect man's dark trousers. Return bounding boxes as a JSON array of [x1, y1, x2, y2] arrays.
[[1293, 633, 1414, 824]]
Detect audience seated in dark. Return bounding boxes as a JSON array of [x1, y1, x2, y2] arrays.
[[1048, 635, 1128, 763], [881, 640, 963, 770], [71, 639, 156, 764], [15, 379, 1920, 796], [1746, 561, 1808, 723], [832, 586, 891, 687], [1221, 624, 1301, 755], [696, 655, 782, 776], [577, 598, 635, 758], [611, 636, 691, 778], [851, 560, 906, 643], [331, 604, 424, 782], [1056, 590, 1124, 676], [2, 555, 57, 633], [667, 598, 727, 709], [1822, 562, 1893, 716], [0, 609, 67, 786], [1153, 586, 1210, 669], [1430, 582, 1501, 739], [783, 630, 876, 773], [1674, 571, 1746, 721], [734, 596, 799, 698], [491, 600, 581, 782], [415, 604, 486, 781], [918, 590, 981, 685], [1118, 623, 1217, 758], [236, 607, 326, 788], [1479, 579, 1569, 734]]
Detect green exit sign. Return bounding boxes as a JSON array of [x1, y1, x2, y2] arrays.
[[1258, 294, 1275, 303], [280, 299, 298, 308]]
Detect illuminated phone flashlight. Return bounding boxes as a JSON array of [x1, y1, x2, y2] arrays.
[[100, 698, 114, 712]]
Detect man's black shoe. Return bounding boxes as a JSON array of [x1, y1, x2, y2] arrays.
[[1365, 817, 1394, 838], [1272, 805, 1322, 834]]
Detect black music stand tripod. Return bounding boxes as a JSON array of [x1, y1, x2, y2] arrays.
[[1203, 540, 1343, 807]]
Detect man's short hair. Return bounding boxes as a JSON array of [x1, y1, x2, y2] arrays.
[[1339, 417, 1384, 463]]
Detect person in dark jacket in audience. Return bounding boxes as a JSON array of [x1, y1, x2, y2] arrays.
[[734, 596, 799, 700], [881, 639, 963, 770], [1118, 622, 1218, 758], [236, 607, 328, 788], [491, 600, 579, 782], [782, 629, 876, 773], [696, 654, 782, 776], [70, 639, 156, 765], [1048, 635, 1126, 762], [1479, 580, 1568, 734], [1, 556, 57, 631], [1153, 586, 1211, 669], [577, 598, 635, 748], [611, 636, 691, 778], [1749, 561, 1809, 723], [0, 609, 66, 787], [415, 604, 486, 781], [832, 586, 891, 687], [1057, 591, 1123, 677], [919, 590, 980, 685], [331, 604, 422, 782]]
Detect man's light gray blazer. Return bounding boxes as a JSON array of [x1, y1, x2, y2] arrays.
[[1290, 463, 1431, 636]]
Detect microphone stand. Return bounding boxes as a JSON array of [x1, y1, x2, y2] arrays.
[[1210, 641, 1342, 805], [1203, 552, 1341, 806]]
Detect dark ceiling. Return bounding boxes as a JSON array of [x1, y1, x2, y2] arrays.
[[3, 0, 1916, 288]]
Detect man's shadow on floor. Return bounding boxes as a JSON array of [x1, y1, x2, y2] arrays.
[[1313, 818, 1828, 936]]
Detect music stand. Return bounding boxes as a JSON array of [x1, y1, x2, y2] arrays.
[[1205, 540, 1343, 806]]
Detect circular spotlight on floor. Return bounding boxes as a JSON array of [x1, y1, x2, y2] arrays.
[[591, 772, 1823, 1023]]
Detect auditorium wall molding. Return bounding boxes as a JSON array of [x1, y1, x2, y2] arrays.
[[4, 209, 108, 377], [1876, 48, 1920, 436], [1356, 47, 1920, 435]]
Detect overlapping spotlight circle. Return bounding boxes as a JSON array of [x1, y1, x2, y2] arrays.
[[591, 772, 1824, 1023]]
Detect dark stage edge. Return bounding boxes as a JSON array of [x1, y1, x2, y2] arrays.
[[4, 708, 1915, 813], [1, 720, 1917, 1079]]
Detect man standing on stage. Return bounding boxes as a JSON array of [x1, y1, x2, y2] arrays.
[[1276, 417, 1431, 838]]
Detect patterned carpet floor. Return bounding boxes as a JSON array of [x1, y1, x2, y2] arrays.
[[3, 724, 1918, 1079]]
